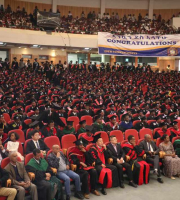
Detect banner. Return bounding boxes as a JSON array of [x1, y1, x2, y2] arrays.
[[98, 32, 180, 57], [37, 11, 60, 29]]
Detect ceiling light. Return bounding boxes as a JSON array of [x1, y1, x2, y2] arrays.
[[33, 44, 39, 47], [40, 48, 43, 50], [24, 48, 27, 49], [0, 42, 3, 45], [85, 48, 89, 50], [18, 47, 21, 48]]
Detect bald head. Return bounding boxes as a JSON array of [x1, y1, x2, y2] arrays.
[[52, 145, 60, 154], [9, 152, 18, 164], [144, 134, 151, 142]]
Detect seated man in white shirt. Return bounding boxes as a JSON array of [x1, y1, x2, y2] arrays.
[[26, 130, 49, 155]]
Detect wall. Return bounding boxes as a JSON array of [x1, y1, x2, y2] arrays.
[[0, 0, 4, 6], [159, 57, 175, 71], [10, 47, 67, 64], [0, 28, 98, 48], [57, 0, 100, 8], [5, 0, 52, 14], [172, 17, 180, 29]]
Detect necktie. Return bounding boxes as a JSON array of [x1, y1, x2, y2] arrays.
[[36, 142, 40, 150], [148, 143, 150, 151]]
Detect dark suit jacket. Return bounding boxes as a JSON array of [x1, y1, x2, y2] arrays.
[[139, 140, 159, 157], [107, 143, 125, 163], [26, 139, 49, 154]]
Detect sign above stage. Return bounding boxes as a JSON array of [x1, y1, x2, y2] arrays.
[[98, 32, 180, 57]]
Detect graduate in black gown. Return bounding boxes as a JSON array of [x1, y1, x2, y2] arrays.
[[122, 135, 150, 185], [68, 139, 100, 198], [89, 133, 119, 195]]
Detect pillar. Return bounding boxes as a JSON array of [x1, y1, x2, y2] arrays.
[[88, 53, 90, 65], [148, 0, 154, 20], [52, 0, 57, 13], [110, 55, 115, 66], [135, 57, 138, 67], [100, 0, 105, 18]]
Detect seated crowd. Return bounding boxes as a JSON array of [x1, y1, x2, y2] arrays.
[[0, 58, 180, 200], [0, 4, 180, 34]]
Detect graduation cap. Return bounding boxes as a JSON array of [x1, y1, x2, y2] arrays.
[[171, 121, 178, 126], [79, 120, 86, 125], [67, 121, 73, 126], [73, 139, 83, 146], [155, 116, 161, 121], [34, 107, 39, 111], [94, 115, 101, 121], [14, 116, 20, 120], [109, 103, 114, 108], [51, 102, 61, 110], [141, 116, 147, 121], [29, 121, 39, 128], [160, 122, 167, 127], [93, 133, 101, 143], [84, 102, 90, 106], [85, 125, 93, 132], [109, 115, 116, 120], [71, 105, 77, 109], [17, 108, 23, 112]]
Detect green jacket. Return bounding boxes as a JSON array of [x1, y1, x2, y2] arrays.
[[62, 126, 75, 135]]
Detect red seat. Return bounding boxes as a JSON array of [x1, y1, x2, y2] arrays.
[[139, 128, 153, 139], [94, 131, 109, 144], [67, 116, 79, 130], [109, 130, 124, 143], [25, 153, 43, 165], [25, 105, 32, 113], [1, 157, 21, 169], [2, 113, 10, 123], [175, 119, 180, 128], [156, 138, 163, 147], [147, 120, 156, 126], [24, 119, 32, 125], [61, 134, 76, 149], [27, 111, 35, 117], [76, 124, 81, 132], [172, 136, 180, 144], [60, 117, 67, 126], [133, 120, 141, 127], [125, 129, 139, 143], [120, 140, 128, 146], [24, 139, 32, 154], [137, 138, 144, 145], [81, 115, 93, 125], [4, 141, 24, 156], [86, 143, 94, 151], [44, 136, 61, 149], [78, 133, 86, 139], [153, 128, 161, 136], [8, 129, 25, 143]]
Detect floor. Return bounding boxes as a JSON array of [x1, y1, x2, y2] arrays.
[[70, 173, 180, 200]]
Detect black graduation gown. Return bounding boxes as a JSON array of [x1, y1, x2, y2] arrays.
[[69, 147, 98, 192], [89, 145, 119, 188], [122, 143, 150, 185], [134, 122, 149, 132], [79, 109, 94, 117]]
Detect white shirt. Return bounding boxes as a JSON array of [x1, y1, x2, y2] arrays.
[[147, 142, 153, 152]]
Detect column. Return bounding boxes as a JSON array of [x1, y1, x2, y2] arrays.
[[135, 57, 138, 67], [110, 55, 115, 66], [148, 0, 154, 20], [87, 53, 90, 65], [100, 0, 105, 18], [52, 0, 57, 13]]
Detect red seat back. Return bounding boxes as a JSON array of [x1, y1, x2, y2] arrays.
[[86, 143, 94, 151], [1, 157, 21, 169], [109, 130, 124, 143], [156, 138, 163, 147], [67, 116, 79, 129], [24, 139, 32, 154], [139, 128, 153, 139], [44, 136, 61, 149], [147, 120, 156, 126], [125, 129, 139, 143], [61, 134, 76, 149], [133, 120, 141, 127], [8, 129, 25, 143], [25, 153, 43, 165], [172, 136, 180, 144], [2, 113, 10, 123], [137, 138, 144, 145], [81, 115, 93, 125], [24, 119, 32, 125], [60, 117, 67, 126], [94, 131, 109, 144], [25, 105, 32, 113]]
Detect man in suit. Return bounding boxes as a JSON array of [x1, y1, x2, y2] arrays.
[[107, 136, 137, 188], [5, 152, 38, 200], [26, 130, 49, 155], [0, 166, 17, 200], [139, 134, 163, 183]]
